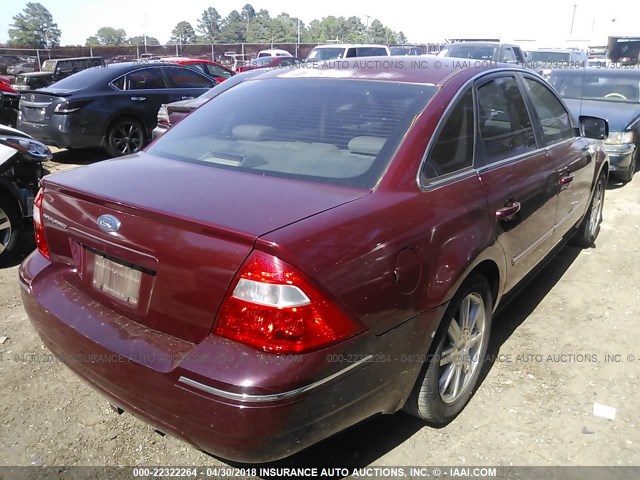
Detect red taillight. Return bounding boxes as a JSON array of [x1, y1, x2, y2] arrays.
[[214, 251, 364, 354], [157, 105, 169, 127], [32, 189, 51, 261]]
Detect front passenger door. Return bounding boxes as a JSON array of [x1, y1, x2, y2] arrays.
[[475, 75, 558, 291], [521, 75, 594, 241]]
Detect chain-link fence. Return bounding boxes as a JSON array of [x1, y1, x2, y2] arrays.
[[0, 42, 444, 69]]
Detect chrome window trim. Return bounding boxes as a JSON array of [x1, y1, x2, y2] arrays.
[[416, 67, 538, 191], [178, 354, 373, 403], [475, 146, 548, 174]]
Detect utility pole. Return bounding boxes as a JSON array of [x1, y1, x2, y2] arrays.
[[570, 4, 577, 35], [364, 15, 371, 43], [296, 18, 300, 57]]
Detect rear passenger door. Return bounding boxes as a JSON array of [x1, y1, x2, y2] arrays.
[[520, 74, 594, 241], [475, 74, 558, 291]]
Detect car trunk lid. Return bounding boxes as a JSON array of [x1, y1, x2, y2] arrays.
[[19, 90, 70, 125], [39, 153, 369, 343]]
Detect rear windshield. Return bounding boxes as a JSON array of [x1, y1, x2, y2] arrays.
[[528, 52, 572, 63], [44, 65, 109, 91], [148, 78, 437, 188], [442, 45, 496, 60], [307, 48, 346, 61], [41, 60, 56, 72]]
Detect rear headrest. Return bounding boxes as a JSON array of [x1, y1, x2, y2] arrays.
[[232, 124, 278, 141], [348, 136, 386, 156]]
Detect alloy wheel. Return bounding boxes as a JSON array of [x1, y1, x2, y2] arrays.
[[0, 207, 12, 255], [588, 179, 604, 238], [111, 121, 143, 155], [438, 292, 486, 404]]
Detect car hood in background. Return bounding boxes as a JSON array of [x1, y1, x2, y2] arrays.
[[564, 98, 640, 131]]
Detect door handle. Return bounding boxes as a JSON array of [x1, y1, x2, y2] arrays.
[[559, 174, 574, 186], [130, 96, 146, 102], [181, 96, 194, 100], [496, 201, 521, 221]]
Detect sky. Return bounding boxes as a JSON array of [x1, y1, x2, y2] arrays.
[[1, 0, 638, 47]]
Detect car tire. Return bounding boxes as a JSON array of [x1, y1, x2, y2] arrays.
[[571, 173, 606, 248], [0, 195, 21, 266], [105, 117, 146, 157], [403, 275, 492, 425]]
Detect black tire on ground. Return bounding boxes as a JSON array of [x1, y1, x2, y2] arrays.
[[0, 195, 22, 266], [104, 117, 146, 157], [403, 275, 493, 425], [571, 173, 606, 248]]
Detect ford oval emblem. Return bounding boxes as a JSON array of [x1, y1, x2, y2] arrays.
[[97, 214, 121, 233]]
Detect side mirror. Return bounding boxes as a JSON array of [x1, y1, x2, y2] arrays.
[[579, 115, 609, 140]]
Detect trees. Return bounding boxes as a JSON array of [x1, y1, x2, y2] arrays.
[[220, 10, 246, 43], [197, 7, 221, 43], [169, 21, 197, 45], [367, 19, 387, 44], [128, 35, 160, 46], [8, 2, 61, 48], [85, 27, 128, 47]]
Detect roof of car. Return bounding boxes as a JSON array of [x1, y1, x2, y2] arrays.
[[162, 57, 209, 63], [311, 44, 389, 49], [251, 55, 516, 86], [532, 48, 582, 53], [446, 42, 511, 47], [550, 67, 640, 77], [44, 56, 104, 62]]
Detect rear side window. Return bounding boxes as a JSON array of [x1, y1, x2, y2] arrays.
[[205, 64, 233, 79], [423, 89, 474, 180], [477, 77, 537, 164], [164, 67, 214, 88], [148, 79, 437, 188], [125, 68, 167, 90], [501, 48, 516, 63], [523, 77, 574, 145]]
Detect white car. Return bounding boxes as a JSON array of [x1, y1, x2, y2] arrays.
[[305, 44, 390, 62], [256, 49, 292, 58]]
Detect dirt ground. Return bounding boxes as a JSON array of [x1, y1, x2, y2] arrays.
[[0, 149, 639, 471]]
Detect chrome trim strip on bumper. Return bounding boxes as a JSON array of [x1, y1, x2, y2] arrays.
[[178, 354, 373, 403]]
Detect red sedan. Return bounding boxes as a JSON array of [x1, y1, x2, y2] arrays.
[[20, 58, 608, 462], [160, 57, 235, 83]]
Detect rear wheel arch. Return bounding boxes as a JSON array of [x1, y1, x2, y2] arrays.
[[468, 260, 501, 308], [103, 115, 148, 157], [437, 247, 507, 313]]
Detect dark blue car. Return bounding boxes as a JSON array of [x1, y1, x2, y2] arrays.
[[549, 67, 640, 183], [17, 62, 216, 157]]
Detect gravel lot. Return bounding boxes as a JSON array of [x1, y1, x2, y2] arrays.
[[0, 149, 638, 471]]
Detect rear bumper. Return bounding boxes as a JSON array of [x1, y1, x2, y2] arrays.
[[605, 144, 635, 172], [151, 125, 168, 140], [17, 115, 102, 149], [19, 251, 443, 462]]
